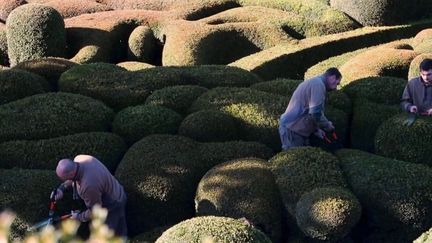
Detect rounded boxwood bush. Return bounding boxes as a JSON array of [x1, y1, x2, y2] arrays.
[[269, 147, 347, 214], [0, 69, 50, 105], [195, 158, 283, 242], [351, 100, 400, 152], [415, 228, 432, 243], [178, 110, 239, 142], [408, 53, 432, 80], [0, 24, 8, 66], [342, 76, 406, 105], [156, 216, 272, 243], [13, 57, 78, 89], [250, 78, 302, 97], [0, 92, 114, 142], [375, 114, 432, 166], [336, 149, 432, 241], [295, 187, 361, 241], [0, 132, 126, 172], [6, 3, 66, 66], [327, 90, 352, 115], [116, 61, 154, 71], [145, 85, 208, 114], [0, 0, 25, 22], [128, 25, 158, 64], [112, 105, 183, 145]]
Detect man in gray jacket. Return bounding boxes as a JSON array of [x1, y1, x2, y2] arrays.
[[401, 58, 432, 115], [54, 155, 127, 237], [278, 68, 341, 150]]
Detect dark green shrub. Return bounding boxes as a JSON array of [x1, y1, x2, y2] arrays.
[[0, 92, 113, 142], [0, 69, 50, 105], [130, 226, 171, 243], [0, 132, 126, 172], [408, 53, 432, 80], [342, 76, 406, 105], [116, 61, 154, 71], [336, 149, 432, 241], [178, 110, 239, 142], [42, 0, 112, 18], [351, 100, 400, 152], [269, 147, 347, 214], [196, 158, 283, 242], [375, 114, 432, 166], [145, 85, 208, 114], [13, 57, 78, 89], [115, 134, 273, 235], [155, 216, 272, 243], [112, 105, 183, 145], [128, 26, 158, 64], [250, 78, 302, 97], [0, 24, 8, 66], [295, 187, 361, 241], [6, 4, 66, 66], [327, 90, 352, 115]]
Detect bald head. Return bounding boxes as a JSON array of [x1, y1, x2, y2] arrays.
[[56, 159, 77, 181]]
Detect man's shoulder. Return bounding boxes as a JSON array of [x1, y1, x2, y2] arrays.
[[74, 154, 98, 163], [408, 76, 422, 85]]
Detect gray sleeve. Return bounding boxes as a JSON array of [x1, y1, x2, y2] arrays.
[[400, 84, 413, 112]]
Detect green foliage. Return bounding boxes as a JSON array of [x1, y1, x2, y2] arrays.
[[327, 90, 352, 115], [415, 227, 432, 243], [195, 158, 283, 242], [0, 92, 113, 142], [155, 216, 272, 243], [342, 76, 406, 105], [128, 26, 158, 64], [375, 113, 432, 166], [408, 53, 432, 80], [178, 110, 239, 142], [336, 149, 432, 241], [295, 187, 361, 241], [269, 147, 347, 213], [310, 106, 349, 150], [6, 4, 66, 66], [115, 134, 272, 235], [145, 85, 208, 114], [112, 105, 183, 145], [250, 78, 302, 97], [0, 25, 8, 66], [116, 61, 154, 71], [0, 132, 126, 172], [0, 69, 50, 105]]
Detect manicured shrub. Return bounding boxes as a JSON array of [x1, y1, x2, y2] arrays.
[[196, 158, 283, 242], [269, 147, 347, 213], [116, 61, 154, 71], [295, 187, 361, 241], [0, 69, 50, 105], [130, 226, 171, 243], [413, 39, 432, 54], [6, 4, 66, 66], [351, 100, 400, 152], [13, 57, 78, 89], [145, 85, 208, 114], [115, 134, 273, 235], [0, 0, 25, 22], [0, 92, 113, 142], [408, 53, 432, 80], [0, 132, 126, 172], [336, 149, 432, 241], [415, 228, 432, 243], [341, 76, 406, 105], [250, 78, 302, 97], [178, 110, 238, 142], [375, 113, 432, 166], [128, 25, 158, 64], [42, 0, 112, 18], [112, 105, 183, 145], [0, 24, 8, 66], [412, 28, 432, 47], [156, 216, 272, 243], [327, 90, 352, 115]]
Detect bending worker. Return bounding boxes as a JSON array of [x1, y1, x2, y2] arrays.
[[278, 67, 341, 150], [54, 154, 127, 237]]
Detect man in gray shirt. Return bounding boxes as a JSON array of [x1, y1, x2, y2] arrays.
[[279, 68, 341, 150], [54, 155, 127, 237]]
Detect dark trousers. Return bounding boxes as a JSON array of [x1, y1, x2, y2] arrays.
[[105, 198, 127, 237]]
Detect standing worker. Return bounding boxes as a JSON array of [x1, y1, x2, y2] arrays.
[[278, 67, 341, 150], [54, 154, 127, 237]]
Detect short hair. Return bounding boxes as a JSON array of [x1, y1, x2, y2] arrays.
[[420, 59, 432, 71], [324, 67, 342, 80]]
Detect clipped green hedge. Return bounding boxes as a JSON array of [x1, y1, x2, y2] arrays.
[[351, 100, 400, 152], [13, 57, 78, 89], [415, 228, 432, 243], [156, 216, 272, 243], [178, 110, 239, 142], [112, 105, 183, 145], [0, 24, 7, 66], [408, 53, 432, 80], [128, 25, 158, 64], [269, 147, 347, 213], [0, 132, 126, 172], [336, 149, 432, 241], [342, 76, 406, 105], [145, 85, 208, 114], [327, 90, 352, 115], [6, 4, 66, 66], [115, 134, 273, 236], [116, 61, 154, 71], [0, 0, 26, 22], [295, 187, 361, 241], [375, 114, 432, 166], [250, 78, 302, 97], [0, 69, 50, 105], [195, 158, 283, 242], [0, 92, 113, 142]]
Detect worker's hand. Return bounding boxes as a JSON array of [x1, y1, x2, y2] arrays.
[[409, 105, 418, 113], [314, 128, 326, 139], [54, 189, 63, 201], [426, 108, 432, 116], [70, 210, 80, 220], [324, 121, 335, 132]]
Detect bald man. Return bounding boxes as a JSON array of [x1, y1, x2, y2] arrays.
[[55, 155, 127, 237]]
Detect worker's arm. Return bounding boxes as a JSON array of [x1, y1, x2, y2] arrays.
[[401, 84, 415, 112], [309, 84, 332, 130], [76, 186, 103, 222], [54, 180, 73, 201]]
